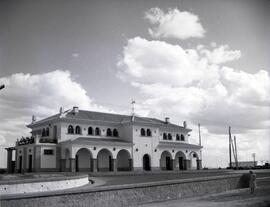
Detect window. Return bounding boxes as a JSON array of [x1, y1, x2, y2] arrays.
[[141, 128, 146, 136], [41, 128, 46, 137], [146, 129, 152, 136], [176, 134, 180, 141], [168, 133, 172, 140], [88, 127, 93, 135], [44, 149, 54, 155], [45, 127, 49, 136], [113, 129, 118, 137], [163, 133, 167, 140], [181, 134, 185, 141], [106, 128, 112, 136], [95, 127, 100, 136], [68, 125, 74, 134], [75, 126, 81, 134]]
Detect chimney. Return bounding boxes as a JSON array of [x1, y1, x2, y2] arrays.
[[165, 117, 170, 124], [59, 107, 63, 115], [183, 121, 187, 128], [32, 115, 36, 123], [72, 106, 79, 114]]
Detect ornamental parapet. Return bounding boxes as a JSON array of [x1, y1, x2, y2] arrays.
[[16, 135, 57, 146]]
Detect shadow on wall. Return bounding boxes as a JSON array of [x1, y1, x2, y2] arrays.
[[237, 173, 251, 188]]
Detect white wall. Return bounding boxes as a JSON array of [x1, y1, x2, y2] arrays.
[[40, 146, 56, 168]]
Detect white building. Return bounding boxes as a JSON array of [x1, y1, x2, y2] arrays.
[[7, 107, 202, 173]]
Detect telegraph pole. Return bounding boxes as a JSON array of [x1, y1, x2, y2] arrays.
[[229, 126, 232, 168], [234, 136, 238, 168]]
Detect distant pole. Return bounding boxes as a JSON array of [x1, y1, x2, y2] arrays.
[[198, 123, 201, 146], [252, 153, 256, 167], [131, 99, 135, 115], [234, 136, 238, 168], [0, 84, 5, 90], [229, 126, 232, 168]]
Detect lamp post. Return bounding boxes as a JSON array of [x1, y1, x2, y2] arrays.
[[252, 153, 256, 167]]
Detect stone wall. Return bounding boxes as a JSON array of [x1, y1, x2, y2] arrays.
[[0, 175, 243, 207]]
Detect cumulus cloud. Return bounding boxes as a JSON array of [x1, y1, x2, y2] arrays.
[[117, 37, 270, 167], [0, 70, 108, 147], [145, 7, 206, 39]]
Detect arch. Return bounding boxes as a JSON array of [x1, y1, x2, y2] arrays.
[[176, 134, 180, 141], [68, 125, 74, 134], [88, 127, 93, 135], [116, 149, 131, 171], [163, 133, 167, 140], [143, 154, 151, 171], [113, 129, 118, 137], [97, 148, 113, 172], [45, 127, 49, 136], [189, 151, 199, 170], [75, 126, 81, 134], [168, 133, 172, 140], [95, 127, 100, 136], [75, 148, 92, 172], [181, 134, 185, 141], [160, 151, 173, 170], [106, 128, 112, 136], [146, 129, 152, 136], [141, 128, 146, 136], [175, 151, 186, 170], [41, 128, 46, 137]]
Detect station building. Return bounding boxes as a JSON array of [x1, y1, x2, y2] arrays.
[[7, 107, 202, 173]]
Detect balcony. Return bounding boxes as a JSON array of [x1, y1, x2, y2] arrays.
[[16, 135, 57, 146]]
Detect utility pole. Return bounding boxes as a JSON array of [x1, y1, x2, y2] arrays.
[[252, 153, 256, 167], [229, 126, 232, 168], [131, 99, 135, 115], [198, 123, 202, 146], [234, 136, 238, 168]]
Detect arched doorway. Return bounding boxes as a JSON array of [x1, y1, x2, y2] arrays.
[[117, 149, 131, 171], [75, 148, 92, 172], [175, 151, 186, 170], [190, 151, 199, 170], [160, 151, 173, 170], [143, 154, 151, 171], [97, 148, 113, 172]]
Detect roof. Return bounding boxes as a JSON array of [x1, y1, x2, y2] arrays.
[[61, 137, 133, 146], [28, 108, 189, 130], [158, 141, 202, 150]]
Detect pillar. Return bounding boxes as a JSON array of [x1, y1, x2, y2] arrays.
[[5, 148, 14, 173], [128, 159, 133, 171], [172, 159, 176, 171], [69, 158, 76, 172], [92, 158, 97, 172], [112, 159, 117, 172], [196, 159, 202, 170], [184, 159, 191, 170], [60, 159, 66, 172]]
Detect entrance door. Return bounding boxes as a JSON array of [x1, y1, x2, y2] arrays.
[[179, 157, 184, 170], [143, 154, 151, 171], [19, 156, 22, 173], [75, 155, 79, 172], [109, 156, 113, 171], [166, 156, 171, 170], [28, 154, 32, 172]]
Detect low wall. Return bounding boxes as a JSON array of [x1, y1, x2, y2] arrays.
[[0, 174, 89, 196], [0, 174, 243, 207]]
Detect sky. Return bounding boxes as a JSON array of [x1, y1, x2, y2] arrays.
[[0, 0, 269, 168]]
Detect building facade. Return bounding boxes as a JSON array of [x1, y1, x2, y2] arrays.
[[8, 107, 203, 173]]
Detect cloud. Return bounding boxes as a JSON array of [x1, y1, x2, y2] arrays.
[[0, 70, 108, 147], [145, 8, 206, 39], [117, 37, 270, 167]]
